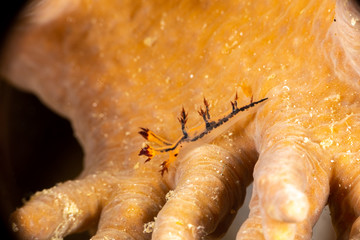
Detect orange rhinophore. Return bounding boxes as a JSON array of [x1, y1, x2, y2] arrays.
[[139, 94, 268, 175], [139, 128, 172, 146]]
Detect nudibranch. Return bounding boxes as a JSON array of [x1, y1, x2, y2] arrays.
[[139, 95, 268, 174]]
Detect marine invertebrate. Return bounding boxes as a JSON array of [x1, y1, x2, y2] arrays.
[[139, 96, 268, 174], [1, 0, 360, 239]]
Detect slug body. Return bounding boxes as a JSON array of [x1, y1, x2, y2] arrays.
[[139, 97, 268, 174]]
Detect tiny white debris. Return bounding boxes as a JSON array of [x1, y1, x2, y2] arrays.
[[165, 190, 175, 201], [320, 138, 333, 149], [267, 73, 276, 80], [196, 225, 205, 234], [351, 17, 357, 26], [133, 162, 140, 169], [144, 36, 157, 47], [160, 20, 165, 30], [324, 94, 340, 102], [143, 220, 156, 233]]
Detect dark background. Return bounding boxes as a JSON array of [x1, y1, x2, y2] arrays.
[[0, 1, 84, 239]]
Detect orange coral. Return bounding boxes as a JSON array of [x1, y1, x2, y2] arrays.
[[1, 0, 360, 239]]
